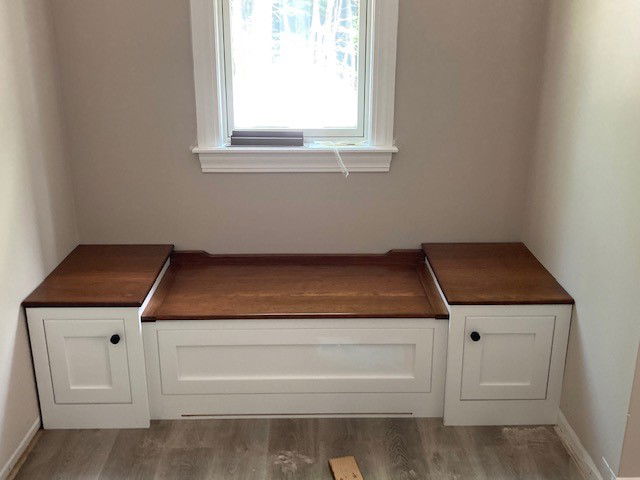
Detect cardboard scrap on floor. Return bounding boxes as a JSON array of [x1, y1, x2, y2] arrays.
[[329, 456, 364, 480]]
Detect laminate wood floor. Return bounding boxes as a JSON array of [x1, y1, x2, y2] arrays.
[[13, 419, 584, 480]]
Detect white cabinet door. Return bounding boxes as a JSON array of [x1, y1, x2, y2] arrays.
[[461, 316, 555, 400], [157, 327, 434, 395], [44, 319, 132, 404]]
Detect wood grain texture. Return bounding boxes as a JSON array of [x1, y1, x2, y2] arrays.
[[23, 245, 173, 308], [13, 419, 584, 480], [422, 243, 574, 305], [12, 429, 119, 480], [142, 250, 449, 321], [171, 250, 424, 266], [329, 456, 363, 480]]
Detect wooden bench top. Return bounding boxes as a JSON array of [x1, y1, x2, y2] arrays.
[[23, 245, 174, 308], [142, 250, 449, 321], [422, 242, 574, 305]]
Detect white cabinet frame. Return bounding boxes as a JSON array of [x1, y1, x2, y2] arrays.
[[25, 260, 169, 429], [27, 307, 150, 429], [443, 304, 572, 426]]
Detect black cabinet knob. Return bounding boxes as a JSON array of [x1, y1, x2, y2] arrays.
[[110, 334, 121, 345], [470, 331, 481, 342]]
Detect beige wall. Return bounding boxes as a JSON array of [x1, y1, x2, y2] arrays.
[[49, 0, 549, 253], [523, 0, 640, 476], [620, 347, 640, 477], [0, 0, 78, 472], [9, 1, 639, 477]]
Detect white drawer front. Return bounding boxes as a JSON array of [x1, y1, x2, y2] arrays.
[[157, 328, 434, 395], [461, 316, 555, 401], [44, 319, 132, 404]]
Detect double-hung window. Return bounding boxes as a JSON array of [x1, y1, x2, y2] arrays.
[[190, 0, 399, 173], [223, 0, 367, 139]]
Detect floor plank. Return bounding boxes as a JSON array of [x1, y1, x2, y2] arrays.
[[163, 419, 270, 479], [380, 419, 430, 479], [418, 418, 486, 479], [317, 419, 388, 479], [98, 421, 173, 480], [267, 419, 321, 479], [15, 429, 118, 480], [12, 419, 585, 480]]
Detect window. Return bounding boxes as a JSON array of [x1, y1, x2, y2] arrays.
[[190, 0, 399, 173], [224, 0, 367, 138]]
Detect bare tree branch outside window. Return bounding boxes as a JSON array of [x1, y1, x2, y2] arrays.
[[228, 0, 362, 130]]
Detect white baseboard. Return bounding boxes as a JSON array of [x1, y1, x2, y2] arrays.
[[600, 456, 617, 480], [555, 411, 605, 480], [0, 417, 41, 480]]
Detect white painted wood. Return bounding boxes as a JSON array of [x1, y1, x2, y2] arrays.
[[194, 145, 396, 173], [27, 308, 148, 429], [44, 319, 131, 404], [460, 315, 555, 400], [25, 259, 169, 429], [144, 318, 447, 418], [601, 457, 617, 480], [368, 0, 400, 147], [442, 303, 572, 426], [189, 0, 399, 172], [158, 327, 432, 395], [556, 410, 605, 480], [425, 255, 572, 426], [143, 391, 440, 419], [0, 417, 40, 480], [190, 0, 226, 148]]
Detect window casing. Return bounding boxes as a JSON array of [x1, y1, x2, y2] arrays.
[[190, 0, 399, 173]]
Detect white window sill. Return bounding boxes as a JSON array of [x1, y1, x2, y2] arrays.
[[193, 145, 398, 173]]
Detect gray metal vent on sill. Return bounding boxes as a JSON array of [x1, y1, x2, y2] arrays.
[[230, 130, 304, 147]]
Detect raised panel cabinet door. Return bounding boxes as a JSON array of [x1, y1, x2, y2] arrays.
[[157, 328, 434, 395], [44, 319, 132, 404], [460, 316, 555, 400]]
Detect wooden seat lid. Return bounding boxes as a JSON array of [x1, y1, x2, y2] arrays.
[[23, 244, 174, 308], [142, 250, 449, 321], [422, 243, 573, 305]]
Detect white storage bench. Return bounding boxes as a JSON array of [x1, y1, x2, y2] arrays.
[[24, 244, 573, 428], [423, 243, 574, 426], [24, 245, 173, 429], [140, 250, 450, 419]]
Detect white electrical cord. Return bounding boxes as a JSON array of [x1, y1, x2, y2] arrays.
[[333, 148, 349, 178], [311, 140, 366, 178]]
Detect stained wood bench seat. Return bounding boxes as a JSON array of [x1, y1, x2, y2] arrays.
[[23, 244, 174, 308], [141, 250, 449, 321], [422, 243, 574, 305]]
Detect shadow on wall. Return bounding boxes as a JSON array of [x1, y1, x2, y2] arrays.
[[620, 344, 640, 478], [523, 0, 640, 477], [0, 0, 78, 470]]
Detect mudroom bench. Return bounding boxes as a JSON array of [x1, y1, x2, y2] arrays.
[[24, 243, 573, 429], [140, 250, 448, 421]]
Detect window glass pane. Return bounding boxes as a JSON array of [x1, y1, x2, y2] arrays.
[[227, 0, 363, 131]]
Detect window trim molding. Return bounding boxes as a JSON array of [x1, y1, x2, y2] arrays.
[[189, 0, 399, 173]]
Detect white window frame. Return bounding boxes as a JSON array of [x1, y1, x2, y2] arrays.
[[190, 0, 399, 173], [221, 0, 370, 140]]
